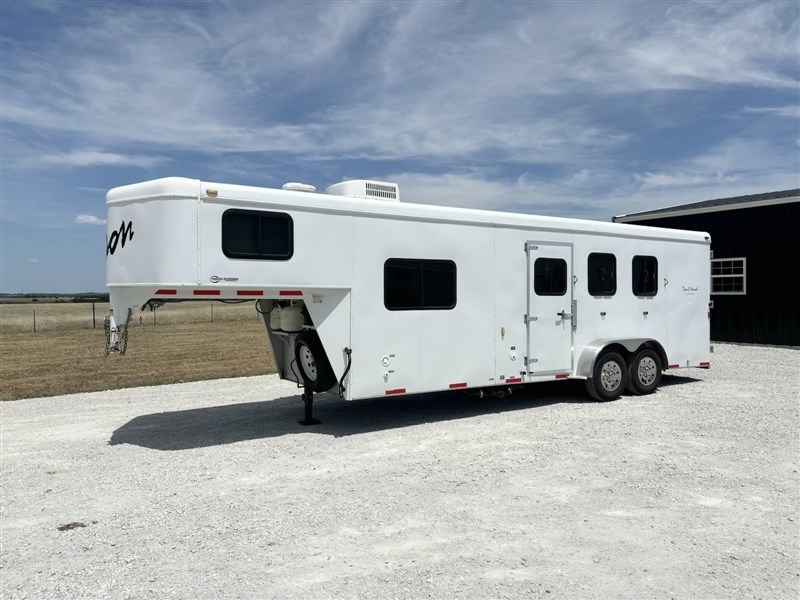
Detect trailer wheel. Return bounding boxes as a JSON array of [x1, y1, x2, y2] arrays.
[[585, 351, 627, 402], [626, 348, 662, 395], [294, 330, 337, 392]]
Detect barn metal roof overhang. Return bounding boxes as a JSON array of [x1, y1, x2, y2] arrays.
[[613, 189, 800, 223]]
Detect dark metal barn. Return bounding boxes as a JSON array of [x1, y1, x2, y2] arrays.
[[614, 189, 799, 347]]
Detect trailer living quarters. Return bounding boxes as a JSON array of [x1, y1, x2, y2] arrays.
[[106, 177, 711, 421]]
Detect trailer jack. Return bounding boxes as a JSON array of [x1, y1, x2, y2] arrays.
[[104, 309, 131, 356], [298, 388, 321, 426]]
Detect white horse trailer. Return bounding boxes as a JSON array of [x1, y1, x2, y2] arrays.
[[105, 177, 711, 422]]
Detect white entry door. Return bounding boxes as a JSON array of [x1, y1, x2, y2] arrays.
[[526, 242, 574, 375]]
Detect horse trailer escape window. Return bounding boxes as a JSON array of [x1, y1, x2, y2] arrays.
[[632, 255, 658, 297], [711, 257, 746, 295], [384, 259, 457, 310], [222, 209, 293, 260], [534, 258, 568, 296], [588, 253, 616, 296]]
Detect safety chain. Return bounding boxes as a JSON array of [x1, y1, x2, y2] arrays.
[[103, 314, 112, 357], [119, 308, 131, 355]]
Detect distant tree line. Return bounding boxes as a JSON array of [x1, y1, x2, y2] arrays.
[[0, 293, 110, 303]]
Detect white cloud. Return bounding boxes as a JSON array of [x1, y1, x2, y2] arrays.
[[1, 1, 795, 164], [616, 4, 799, 91], [630, 135, 798, 194], [1, 3, 798, 225], [742, 105, 800, 119], [386, 170, 628, 221], [40, 149, 167, 168], [689, 137, 791, 174], [74, 214, 106, 225], [386, 167, 799, 224], [634, 171, 740, 190], [27, 258, 39, 263], [2, 1, 798, 294]]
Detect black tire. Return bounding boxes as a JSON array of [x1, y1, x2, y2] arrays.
[[586, 351, 627, 402], [626, 348, 662, 395], [294, 330, 337, 392]]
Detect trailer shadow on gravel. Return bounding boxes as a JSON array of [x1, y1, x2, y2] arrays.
[[110, 380, 602, 451], [659, 373, 703, 387]]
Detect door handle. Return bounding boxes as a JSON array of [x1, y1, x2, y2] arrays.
[[557, 310, 573, 320]]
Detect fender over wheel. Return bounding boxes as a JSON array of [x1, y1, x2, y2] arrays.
[[585, 351, 627, 402], [626, 348, 662, 395], [294, 330, 337, 392]]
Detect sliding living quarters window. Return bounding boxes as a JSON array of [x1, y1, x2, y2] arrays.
[[632, 255, 658, 296], [588, 253, 616, 296], [711, 257, 746, 295], [384, 259, 456, 310], [222, 210, 293, 260], [533, 258, 567, 296]]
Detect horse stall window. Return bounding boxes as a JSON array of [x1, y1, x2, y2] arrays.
[[588, 253, 617, 296], [632, 255, 658, 296]]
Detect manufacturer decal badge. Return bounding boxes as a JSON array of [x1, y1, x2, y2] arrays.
[[210, 276, 239, 283], [106, 221, 134, 256]]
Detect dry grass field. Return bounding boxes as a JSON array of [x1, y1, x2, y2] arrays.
[[0, 300, 256, 333], [0, 302, 276, 400]]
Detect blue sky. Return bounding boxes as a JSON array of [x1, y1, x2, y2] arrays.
[[1, 0, 798, 293]]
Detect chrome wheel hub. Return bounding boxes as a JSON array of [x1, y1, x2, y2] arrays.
[[600, 361, 622, 392], [638, 357, 657, 386]]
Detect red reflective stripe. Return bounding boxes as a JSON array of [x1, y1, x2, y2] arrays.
[[154, 289, 177, 295], [555, 373, 569, 380], [280, 290, 302, 296], [699, 361, 711, 367], [449, 382, 467, 389], [506, 377, 522, 384], [668, 364, 680, 369], [385, 388, 406, 395], [193, 289, 220, 296], [237, 290, 263, 296]]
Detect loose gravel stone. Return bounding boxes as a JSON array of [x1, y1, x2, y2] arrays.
[[1, 343, 798, 599]]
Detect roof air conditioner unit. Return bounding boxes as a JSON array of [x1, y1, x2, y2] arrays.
[[325, 180, 400, 201]]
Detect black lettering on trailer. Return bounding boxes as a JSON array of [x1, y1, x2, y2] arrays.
[[106, 221, 134, 256]]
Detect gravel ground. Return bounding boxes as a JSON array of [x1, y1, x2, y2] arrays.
[[1, 343, 798, 599]]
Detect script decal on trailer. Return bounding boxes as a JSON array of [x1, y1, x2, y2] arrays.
[[106, 220, 134, 256]]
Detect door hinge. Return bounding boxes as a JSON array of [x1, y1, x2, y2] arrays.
[[571, 299, 577, 331]]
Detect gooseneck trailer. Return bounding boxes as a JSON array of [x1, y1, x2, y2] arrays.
[[105, 177, 711, 422]]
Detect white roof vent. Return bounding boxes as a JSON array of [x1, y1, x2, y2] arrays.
[[282, 182, 316, 193], [325, 180, 400, 201]]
